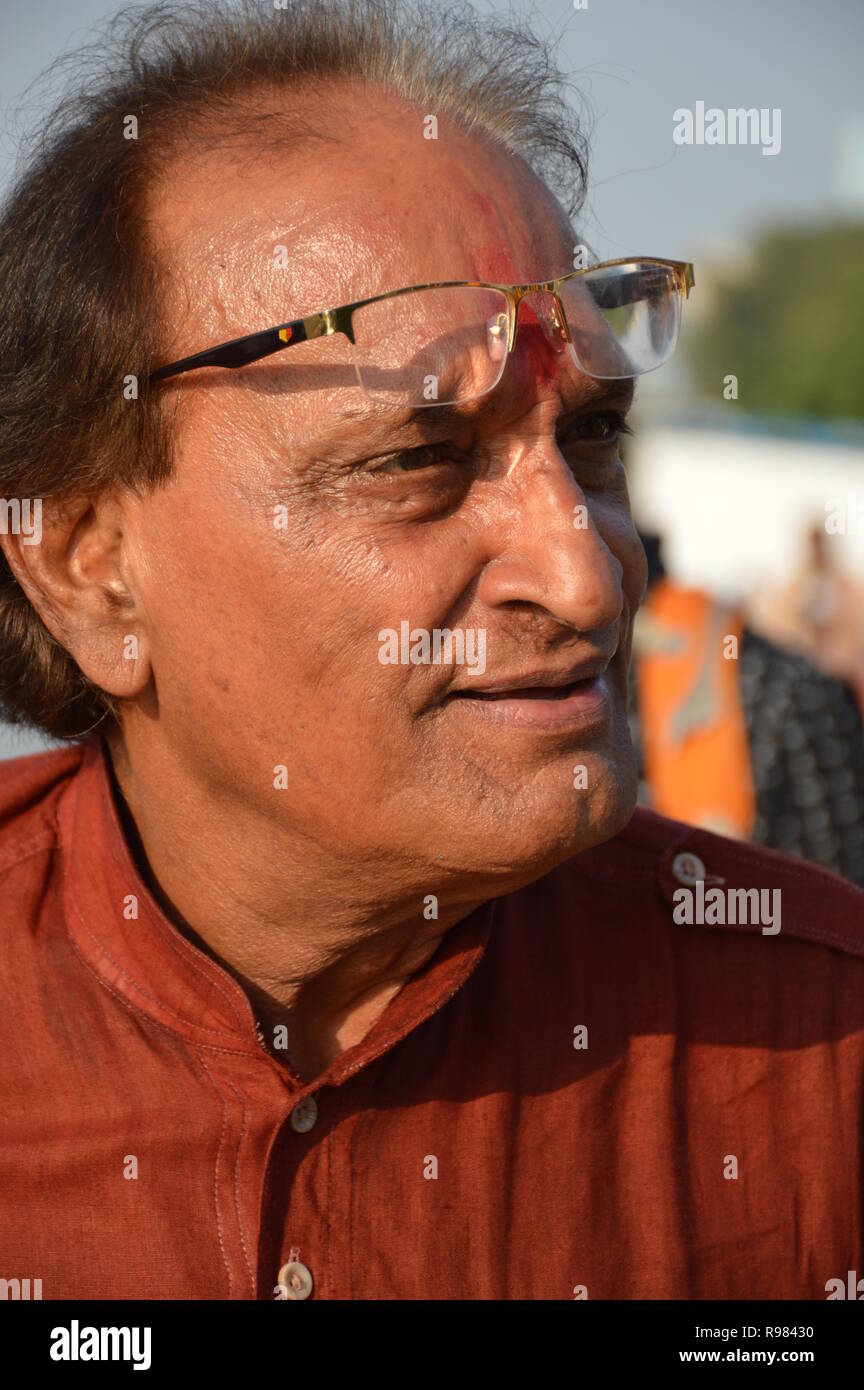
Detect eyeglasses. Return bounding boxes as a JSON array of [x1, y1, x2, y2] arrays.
[[148, 257, 694, 407]]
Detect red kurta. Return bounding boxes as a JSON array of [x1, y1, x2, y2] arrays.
[[1, 738, 863, 1299]]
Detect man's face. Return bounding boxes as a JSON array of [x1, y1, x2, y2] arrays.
[[129, 86, 647, 899]]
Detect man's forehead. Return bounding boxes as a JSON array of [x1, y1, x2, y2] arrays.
[[146, 85, 574, 343]]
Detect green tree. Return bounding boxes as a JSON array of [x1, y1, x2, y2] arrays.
[[689, 224, 864, 421]]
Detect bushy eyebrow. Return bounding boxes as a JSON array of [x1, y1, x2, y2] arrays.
[[335, 400, 460, 431], [317, 400, 481, 458], [315, 374, 636, 464]]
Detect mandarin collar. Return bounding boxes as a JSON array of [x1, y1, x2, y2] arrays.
[[59, 738, 494, 1087]]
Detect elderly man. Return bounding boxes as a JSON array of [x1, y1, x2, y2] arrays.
[[0, 0, 861, 1303]]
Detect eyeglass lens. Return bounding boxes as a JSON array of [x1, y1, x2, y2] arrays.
[[350, 263, 683, 406]]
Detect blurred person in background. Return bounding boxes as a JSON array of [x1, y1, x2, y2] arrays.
[[748, 521, 864, 710], [631, 531, 864, 887]]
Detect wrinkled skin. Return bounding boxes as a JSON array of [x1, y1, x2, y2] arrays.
[[5, 84, 647, 1076]]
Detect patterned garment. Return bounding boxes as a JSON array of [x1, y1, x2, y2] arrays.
[[630, 626, 864, 889]]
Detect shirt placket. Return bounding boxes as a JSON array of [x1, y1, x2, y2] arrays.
[[253, 1067, 365, 1301]]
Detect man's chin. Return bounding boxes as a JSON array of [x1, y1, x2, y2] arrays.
[[529, 782, 637, 875], [439, 750, 639, 896]]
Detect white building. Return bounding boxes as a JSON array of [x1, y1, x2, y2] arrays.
[[628, 403, 864, 604]]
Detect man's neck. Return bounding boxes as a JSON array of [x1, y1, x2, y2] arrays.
[[103, 728, 474, 1082]]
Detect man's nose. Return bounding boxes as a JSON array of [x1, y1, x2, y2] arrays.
[[475, 449, 625, 636]]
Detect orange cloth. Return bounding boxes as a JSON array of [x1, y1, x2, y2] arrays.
[[635, 581, 756, 838]]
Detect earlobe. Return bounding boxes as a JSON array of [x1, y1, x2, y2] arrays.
[[71, 619, 152, 700]]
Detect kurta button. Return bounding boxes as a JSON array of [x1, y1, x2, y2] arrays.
[[672, 851, 707, 886], [290, 1096, 318, 1133], [277, 1260, 313, 1300]]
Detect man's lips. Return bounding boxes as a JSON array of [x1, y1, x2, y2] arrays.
[[449, 656, 613, 698], [446, 661, 614, 729], [458, 679, 592, 700]]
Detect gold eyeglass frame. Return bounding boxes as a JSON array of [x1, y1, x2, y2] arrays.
[[148, 257, 694, 386]]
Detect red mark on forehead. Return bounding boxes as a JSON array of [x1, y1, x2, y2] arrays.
[[470, 192, 522, 282], [478, 246, 517, 283], [511, 318, 564, 390]]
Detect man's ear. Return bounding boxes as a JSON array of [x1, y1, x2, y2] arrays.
[[0, 493, 151, 699]]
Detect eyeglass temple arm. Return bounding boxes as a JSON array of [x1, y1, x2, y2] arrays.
[[147, 309, 341, 384]]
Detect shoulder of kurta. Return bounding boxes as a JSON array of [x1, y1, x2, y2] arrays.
[[0, 742, 85, 843], [0, 743, 81, 853], [564, 805, 864, 957]]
